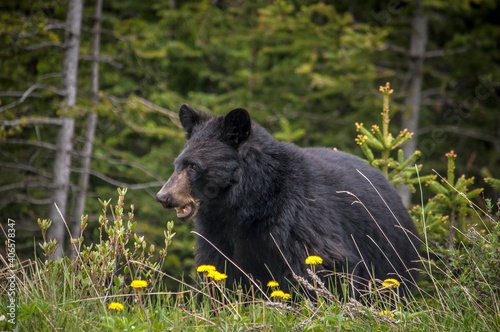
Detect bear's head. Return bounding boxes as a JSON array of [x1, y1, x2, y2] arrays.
[[156, 104, 251, 220]]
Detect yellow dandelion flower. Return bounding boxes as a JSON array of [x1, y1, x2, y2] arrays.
[[130, 279, 148, 289], [267, 280, 279, 288], [305, 255, 323, 265], [270, 290, 285, 298], [282, 292, 292, 300], [108, 302, 124, 311], [197, 264, 216, 273], [206, 270, 228, 281], [381, 278, 400, 289], [380, 310, 395, 318]]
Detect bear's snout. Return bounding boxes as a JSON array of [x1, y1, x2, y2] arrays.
[[155, 191, 173, 208], [156, 170, 188, 208], [156, 170, 200, 220]]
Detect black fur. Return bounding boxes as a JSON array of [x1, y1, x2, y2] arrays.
[[157, 106, 420, 298]]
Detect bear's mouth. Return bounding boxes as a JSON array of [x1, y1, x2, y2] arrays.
[[175, 202, 196, 220]]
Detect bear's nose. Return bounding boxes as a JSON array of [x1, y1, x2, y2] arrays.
[[156, 192, 171, 207]]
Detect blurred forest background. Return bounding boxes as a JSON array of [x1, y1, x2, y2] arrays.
[[1, 0, 499, 280]]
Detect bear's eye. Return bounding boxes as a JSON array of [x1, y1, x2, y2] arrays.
[[186, 162, 200, 173]]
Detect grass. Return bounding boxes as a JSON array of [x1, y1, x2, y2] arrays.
[[1, 188, 499, 331], [3, 259, 498, 331]]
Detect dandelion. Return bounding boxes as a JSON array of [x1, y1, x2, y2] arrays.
[[130, 280, 150, 325], [380, 310, 395, 318], [305, 255, 323, 265], [270, 289, 292, 300], [197, 264, 216, 273], [267, 280, 279, 288], [130, 279, 148, 289], [381, 278, 400, 289], [270, 290, 285, 298], [380, 279, 401, 313], [206, 270, 228, 281], [108, 302, 124, 311]]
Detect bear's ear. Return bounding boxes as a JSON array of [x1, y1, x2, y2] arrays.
[[222, 108, 251, 148], [179, 104, 210, 138]]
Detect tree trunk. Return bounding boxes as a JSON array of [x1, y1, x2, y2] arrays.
[[47, 0, 83, 258], [398, 0, 428, 207], [69, 0, 102, 258]]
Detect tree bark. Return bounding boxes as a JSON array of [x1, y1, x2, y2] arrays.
[[69, 0, 102, 257], [47, 0, 83, 258], [398, 0, 428, 207]]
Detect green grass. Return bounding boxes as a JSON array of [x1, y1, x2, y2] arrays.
[[1, 188, 499, 331], [2, 257, 498, 331]]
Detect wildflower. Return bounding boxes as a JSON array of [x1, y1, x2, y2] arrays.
[[206, 270, 228, 281], [270, 289, 292, 300], [130, 279, 148, 289], [381, 278, 400, 289], [380, 310, 395, 318], [270, 290, 285, 298], [305, 255, 323, 265], [108, 302, 124, 311], [197, 264, 216, 273], [267, 280, 279, 288]]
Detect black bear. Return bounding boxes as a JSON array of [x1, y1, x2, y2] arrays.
[[156, 104, 420, 298]]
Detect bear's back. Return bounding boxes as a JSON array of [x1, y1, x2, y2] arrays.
[[300, 147, 420, 282], [302, 147, 405, 207]]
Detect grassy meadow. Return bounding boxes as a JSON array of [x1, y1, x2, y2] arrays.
[[1, 186, 499, 331]]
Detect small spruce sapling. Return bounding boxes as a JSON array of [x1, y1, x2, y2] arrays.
[[419, 151, 483, 250], [354, 82, 433, 191]]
